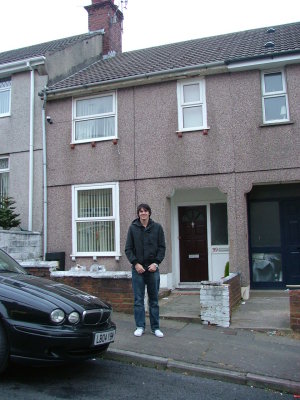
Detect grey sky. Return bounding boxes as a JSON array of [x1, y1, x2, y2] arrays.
[[0, 0, 299, 53]]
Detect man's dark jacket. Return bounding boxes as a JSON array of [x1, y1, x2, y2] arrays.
[[125, 218, 166, 268]]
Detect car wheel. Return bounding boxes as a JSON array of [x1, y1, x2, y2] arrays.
[[0, 322, 9, 373]]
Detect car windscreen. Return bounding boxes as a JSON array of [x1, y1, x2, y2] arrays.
[[0, 250, 27, 274]]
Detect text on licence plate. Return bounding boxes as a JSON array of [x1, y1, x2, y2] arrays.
[[94, 330, 115, 346]]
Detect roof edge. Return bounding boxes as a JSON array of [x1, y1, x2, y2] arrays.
[[227, 53, 300, 71], [46, 60, 225, 97], [226, 49, 300, 66], [0, 56, 45, 76]]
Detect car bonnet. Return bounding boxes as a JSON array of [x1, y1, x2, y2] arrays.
[[0, 273, 111, 311]]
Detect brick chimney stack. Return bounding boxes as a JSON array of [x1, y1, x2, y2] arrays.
[[85, 0, 124, 55]]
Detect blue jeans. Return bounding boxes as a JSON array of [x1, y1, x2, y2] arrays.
[[132, 268, 160, 331]]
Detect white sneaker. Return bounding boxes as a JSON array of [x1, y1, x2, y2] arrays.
[[153, 329, 164, 338], [134, 328, 144, 337]]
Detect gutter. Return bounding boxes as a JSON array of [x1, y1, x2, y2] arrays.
[[46, 60, 226, 98], [225, 48, 300, 66], [226, 52, 300, 71], [0, 56, 45, 76]]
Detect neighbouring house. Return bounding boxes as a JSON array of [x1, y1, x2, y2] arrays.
[[0, 0, 123, 258], [43, 17, 300, 297]]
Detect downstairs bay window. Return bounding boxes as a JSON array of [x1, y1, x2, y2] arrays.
[[72, 183, 120, 256], [72, 92, 117, 143]]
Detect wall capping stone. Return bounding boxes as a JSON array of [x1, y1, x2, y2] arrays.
[[51, 270, 132, 279]]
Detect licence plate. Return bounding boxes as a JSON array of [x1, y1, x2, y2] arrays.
[[94, 330, 115, 346]]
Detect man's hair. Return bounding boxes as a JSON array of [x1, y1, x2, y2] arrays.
[[137, 203, 152, 216]]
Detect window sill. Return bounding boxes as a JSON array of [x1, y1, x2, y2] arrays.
[[176, 127, 210, 137], [70, 138, 118, 148], [260, 121, 294, 128], [70, 253, 121, 260]]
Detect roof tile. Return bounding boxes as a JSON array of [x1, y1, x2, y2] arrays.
[[48, 22, 300, 92], [0, 32, 103, 65]]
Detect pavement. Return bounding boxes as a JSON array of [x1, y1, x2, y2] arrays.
[[103, 289, 300, 395]]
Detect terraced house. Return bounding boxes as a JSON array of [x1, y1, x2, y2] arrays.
[[43, 11, 300, 297], [1, 0, 300, 297], [0, 0, 122, 258]]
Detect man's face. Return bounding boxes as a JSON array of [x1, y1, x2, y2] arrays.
[[138, 208, 150, 223]]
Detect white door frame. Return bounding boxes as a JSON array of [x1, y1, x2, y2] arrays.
[[171, 197, 228, 288]]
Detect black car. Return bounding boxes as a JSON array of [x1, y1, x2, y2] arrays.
[[0, 249, 116, 372]]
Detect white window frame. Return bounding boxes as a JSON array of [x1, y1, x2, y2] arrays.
[[177, 78, 207, 132], [0, 79, 11, 118], [261, 69, 289, 124], [72, 92, 117, 144], [0, 157, 9, 200], [72, 182, 120, 257]]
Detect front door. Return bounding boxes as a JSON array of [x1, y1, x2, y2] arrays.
[[249, 195, 300, 288], [178, 206, 208, 282], [282, 200, 300, 285]]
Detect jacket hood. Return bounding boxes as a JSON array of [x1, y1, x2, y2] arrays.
[[131, 217, 154, 227]]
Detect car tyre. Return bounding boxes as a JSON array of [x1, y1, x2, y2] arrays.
[[0, 322, 9, 373]]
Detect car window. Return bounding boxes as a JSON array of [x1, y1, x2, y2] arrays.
[[0, 250, 27, 274]]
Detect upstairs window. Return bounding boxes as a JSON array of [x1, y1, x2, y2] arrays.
[[0, 157, 9, 202], [177, 78, 207, 131], [261, 70, 289, 124], [0, 79, 11, 117], [73, 92, 117, 143], [72, 183, 120, 256]]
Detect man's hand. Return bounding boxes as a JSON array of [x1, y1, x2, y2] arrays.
[[135, 263, 145, 274], [148, 263, 158, 272]]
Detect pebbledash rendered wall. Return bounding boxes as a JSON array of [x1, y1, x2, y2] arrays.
[[45, 64, 300, 292], [0, 230, 42, 261]]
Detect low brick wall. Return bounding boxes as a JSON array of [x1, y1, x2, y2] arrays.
[[24, 267, 51, 279], [51, 271, 134, 314], [228, 273, 242, 310], [289, 289, 300, 332], [200, 273, 241, 328], [22, 264, 134, 314], [21, 260, 58, 279]]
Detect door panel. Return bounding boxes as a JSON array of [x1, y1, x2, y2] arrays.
[[283, 200, 300, 285], [178, 206, 208, 282], [249, 198, 300, 288]]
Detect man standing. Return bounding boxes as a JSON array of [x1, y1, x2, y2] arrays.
[[125, 204, 166, 337]]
